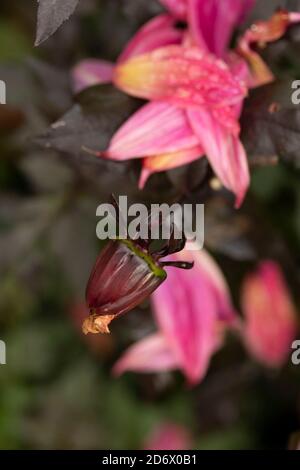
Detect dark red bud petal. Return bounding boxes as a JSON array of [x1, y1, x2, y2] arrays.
[[84, 240, 167, 333]]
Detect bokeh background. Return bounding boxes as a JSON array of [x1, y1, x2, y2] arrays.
[[0, 0, 300, 450]]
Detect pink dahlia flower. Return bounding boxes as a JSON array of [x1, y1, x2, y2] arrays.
[[73, 1, 300, 207]]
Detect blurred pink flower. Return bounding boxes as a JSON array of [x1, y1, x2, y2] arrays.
[[72, 59, 114, 93], [144, 422, 192, 450], [241, 261, 298, 368], [113, 245, 237, 385]]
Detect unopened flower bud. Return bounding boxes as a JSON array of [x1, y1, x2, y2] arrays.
[[84, 202, 193, 334]]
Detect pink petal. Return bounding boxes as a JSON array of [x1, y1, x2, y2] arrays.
[[160, 0, 187, 19], [227, 52, 252, 89], [144, 423, 192, 450], [289, 12, 300, 23], [114, 246, 236, 385], [178, 244, 237, 323], [113, 333, 178, 376], [227, 51, 256, 94], [187, 107, 250, 208], [241, 261, 298, 368], [118, 14, 183, 63], [188, 0, 255, 57], [71, 59, 114, 93], [114, 45, 247, 109], [211, 106, 241, 136], [106, 102, 199, 160], [139, 146, 203, 188], [152, 251, 226, 384]]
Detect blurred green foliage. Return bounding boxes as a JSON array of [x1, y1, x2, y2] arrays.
[[0, 21, 31, 61]]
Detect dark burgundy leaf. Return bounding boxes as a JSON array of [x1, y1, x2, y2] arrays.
[[167, 159, 209, 193], [205, 199, 257, 261], [27, 58, 73, 116], [35, 0, 80, 46], [241, 80, 300, 167], [34, 84, 141, 159]]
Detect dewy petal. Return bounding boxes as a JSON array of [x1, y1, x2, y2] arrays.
[[159, 0, 187, 19], [113, 333, 178, 376], [187, 107, 250, 208], [152, 249, 227, 384], [114, 45, 247, 109], [227, 51, 252, 90], [118, 14, 183, 63], [139, 146, 203, 189], [72, 59, 114, 93], [227, 51, 259, 93], [188, 0, 256, 57], [106, 102, 199, 160], [212, 106, 241, 136], [237, 10, 300, 87], [241, 261, 298, 368]]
